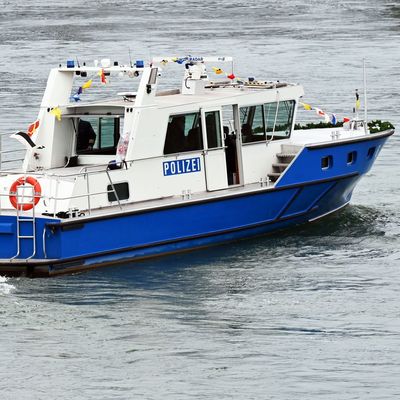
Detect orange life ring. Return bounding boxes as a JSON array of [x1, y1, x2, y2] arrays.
[[9, 176, 42, 211]]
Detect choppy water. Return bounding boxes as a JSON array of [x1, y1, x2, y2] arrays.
[[1, 1, 400, 399]]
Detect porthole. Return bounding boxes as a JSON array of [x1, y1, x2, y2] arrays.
[[367, 147, 376, 159], [347, 151, 357, 165], [321, 155, 333, 170]]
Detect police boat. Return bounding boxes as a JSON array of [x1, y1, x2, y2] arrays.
[[0, 56, 394, 276]]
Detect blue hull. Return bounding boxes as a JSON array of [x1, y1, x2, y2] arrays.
[[0, 131, 392, 276]]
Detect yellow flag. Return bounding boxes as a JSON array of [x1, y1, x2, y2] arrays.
[[51, 107, 62, 121], [212, 67, 223, 75], [355, 99, 361, 110], [82, 79, 93, 89], [301, 102, 312, 111], [212, 67, 224, 75]]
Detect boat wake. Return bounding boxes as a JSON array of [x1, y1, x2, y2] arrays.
[[0, 276, 15, 295]]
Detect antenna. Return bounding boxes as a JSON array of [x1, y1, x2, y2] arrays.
[[363, 58, 368, 133], [76, 57, 80, 68], [128, 48, 133, 68]]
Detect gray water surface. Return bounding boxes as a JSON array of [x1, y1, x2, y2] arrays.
[[1, 1, 400, 399]]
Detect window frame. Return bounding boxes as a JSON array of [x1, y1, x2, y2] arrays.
[[163, 112, 204, 155], [240, 99, 296, 145]]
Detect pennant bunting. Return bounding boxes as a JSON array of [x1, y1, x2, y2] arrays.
[[82, 79, 93, 89], [212, 67, 224, 75], [27, 119, 40, 137], [50, 107, 62, 121], [302, 102, 351, 125], [98, 68, 107, 84], [301, 102, 313, 111], [70, 94, 81, 102]]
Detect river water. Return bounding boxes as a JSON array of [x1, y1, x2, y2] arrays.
[[1, 1, 400, 399]]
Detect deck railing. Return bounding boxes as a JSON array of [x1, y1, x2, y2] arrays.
[[0, 164, 126, 220], [0, 133, 25, 170]]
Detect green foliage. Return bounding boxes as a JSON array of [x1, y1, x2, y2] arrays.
[[368, 120, 395, 133], [294, 121, 344, 130], [295, 120, 395, 133]]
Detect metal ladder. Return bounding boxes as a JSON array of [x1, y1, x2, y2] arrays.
[[11, 184, 37, 260]]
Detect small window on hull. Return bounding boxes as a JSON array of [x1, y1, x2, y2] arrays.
[[107, 182, 129, 202], [347, 151, 357, 165], [367, 147, 376, 159], [321, 156, 333, 170]]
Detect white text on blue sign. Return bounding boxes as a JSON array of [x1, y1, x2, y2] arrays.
[[163, 157, 201, 176]]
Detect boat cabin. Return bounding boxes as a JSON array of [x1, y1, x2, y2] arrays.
[[0, 56, 311, 215]]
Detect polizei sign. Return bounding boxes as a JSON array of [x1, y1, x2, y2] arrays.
[[163, 157, 201, 176]]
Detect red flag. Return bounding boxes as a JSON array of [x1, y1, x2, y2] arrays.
[[99, 68, 107, 84], [27, 120, 40, 137], [227, 73, 235, 80], [343, 117, 350, 123]]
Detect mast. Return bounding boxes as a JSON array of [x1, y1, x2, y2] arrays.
[[363, 58, 368, 133]]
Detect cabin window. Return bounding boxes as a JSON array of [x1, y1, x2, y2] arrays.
[[367, 146, 376, 159], [321, 155, 333, 170], [240, 105, 266, 143], [205, 111, 222, 148], [347, 151, 357, 165], [163, 112, 203, 154], [272, 100, 295, 139], [239, 100, 295, 143], [264, 102, 278, 134], [76, 116, 121, 155], [107, 182, 129, 202]]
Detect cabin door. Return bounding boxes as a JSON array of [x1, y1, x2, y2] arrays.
[[200, 108, 228, 191]]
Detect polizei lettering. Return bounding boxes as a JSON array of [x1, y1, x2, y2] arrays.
[[163, 157, 201, 176]]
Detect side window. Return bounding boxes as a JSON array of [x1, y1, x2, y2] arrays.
[[205, 111, 222, 149], [264, 102, 278, 134], [272, 100, 295, 139], [77, 117, 121, 154], [98, 118, 119, 149], [77, 117, 98, 153], [107, 182, 129, 202], [239, 105, 266, 143], [163, 113, 203, 154]]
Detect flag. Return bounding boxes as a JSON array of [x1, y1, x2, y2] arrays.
[[11, 131, 37, 149], [82, 79, 93, 89], [212, 67, 224, 75], [301, 102, 312, 111], [27, 119, 40, 137], [70, 94, 81, 102], [355, 90, 360, 110], [50, 107, 62, 121], [315, 108, 330, 123], [343, 117, 351, 123], [77, 86, 83, 95], [98, 69, 107, 84], [227, 73, 235, 80], [331, 114, 337, 125]]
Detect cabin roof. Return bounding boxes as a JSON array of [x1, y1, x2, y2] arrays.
[[64, 82, 302, 113]]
